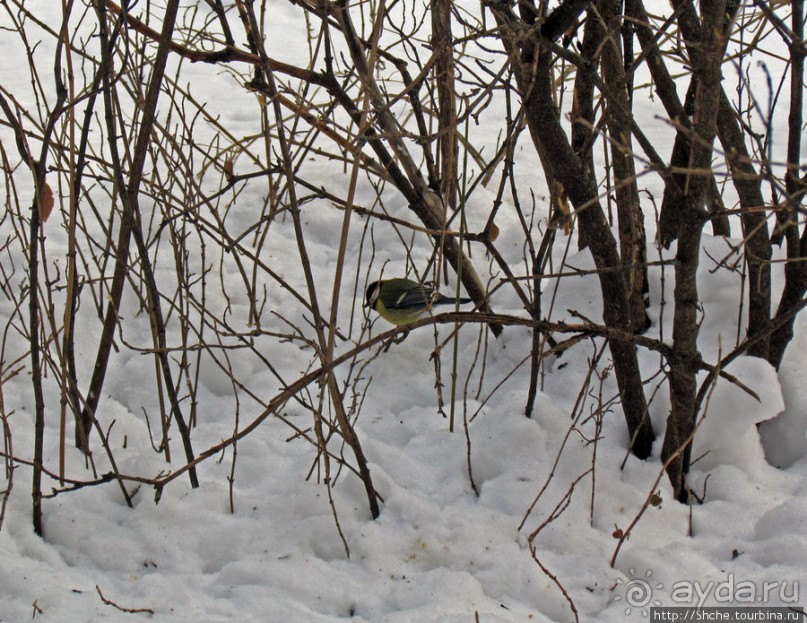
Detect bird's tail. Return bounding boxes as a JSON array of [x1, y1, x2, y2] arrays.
[[435, 296, 474, 306]]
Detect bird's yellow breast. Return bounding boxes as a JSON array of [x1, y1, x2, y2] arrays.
[[373, 299, 428, 325]]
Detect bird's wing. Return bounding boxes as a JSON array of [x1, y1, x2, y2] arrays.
[[393, 284, 436, 308]]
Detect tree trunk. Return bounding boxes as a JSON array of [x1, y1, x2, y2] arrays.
[[661, 0, 727, 501], [485, 0, 656, 457], [598, 0, 650, 333], [432, 0, 458, 210], [768, 0, 806, 368]]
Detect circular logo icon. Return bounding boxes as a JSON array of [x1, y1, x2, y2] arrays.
[[624, 577, 653, 608], [614, 568, 664, 616]]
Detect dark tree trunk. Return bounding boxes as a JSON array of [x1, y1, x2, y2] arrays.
[[432, 0, 458, 210], [715, 91, 772, 359], [598, 0, 651, 333], [632, 2, 730, 244], [486, 0, 656, 457], [570, 10, 600, 251], [768, 0, 807, 368], [661, 0, 727, 501]]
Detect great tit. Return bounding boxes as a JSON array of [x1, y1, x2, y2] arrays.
[[364, 278, 473, 326]]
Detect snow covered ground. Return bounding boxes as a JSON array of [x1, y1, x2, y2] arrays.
[[0, 2, 805, 622]]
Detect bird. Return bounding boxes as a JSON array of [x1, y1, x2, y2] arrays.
[[364, 278, 473, 326]]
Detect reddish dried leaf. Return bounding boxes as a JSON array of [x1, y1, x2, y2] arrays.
[[40, 183, 54, 223], [224, 158, 234, 182]]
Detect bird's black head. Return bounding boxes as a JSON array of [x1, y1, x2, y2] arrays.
[[365, 280, 381, 308]]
